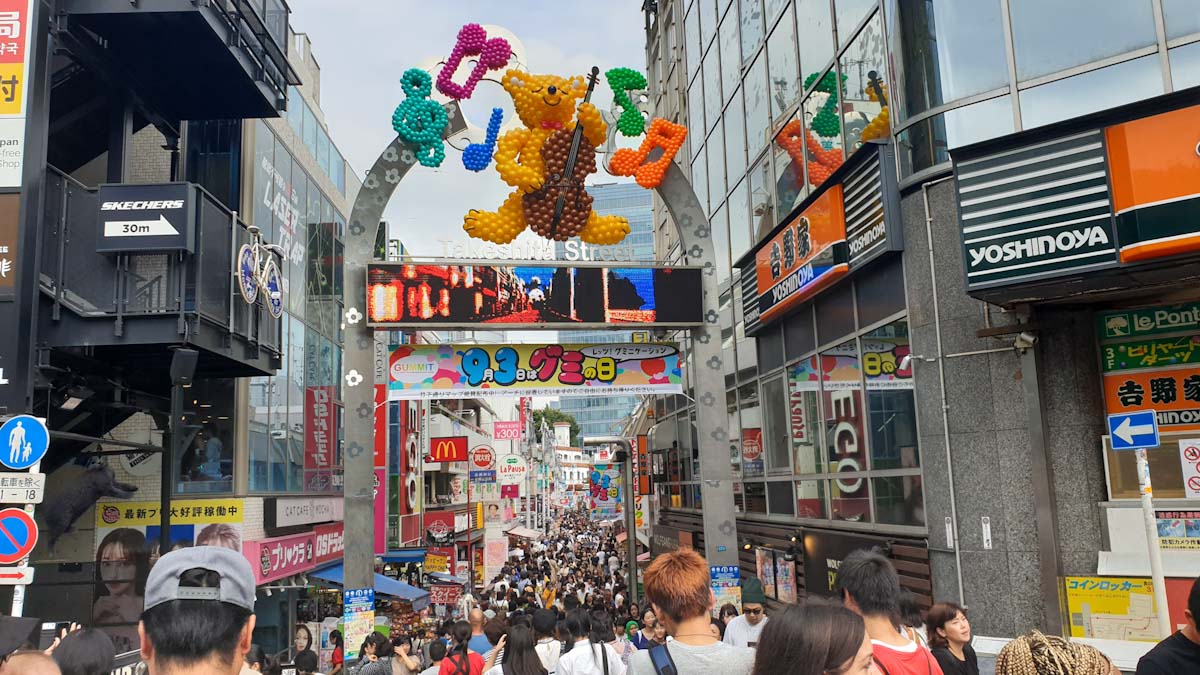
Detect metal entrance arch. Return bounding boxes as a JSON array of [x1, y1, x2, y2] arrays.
[[341, 137, 736, 589]]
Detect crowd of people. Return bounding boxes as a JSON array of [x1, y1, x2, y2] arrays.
[[4, 504, 1200, 674]]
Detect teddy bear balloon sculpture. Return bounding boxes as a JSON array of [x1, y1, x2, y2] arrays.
[[390, 23, 688, 247]]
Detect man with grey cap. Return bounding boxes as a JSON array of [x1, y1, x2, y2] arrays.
[[137, 545, 257, 675]]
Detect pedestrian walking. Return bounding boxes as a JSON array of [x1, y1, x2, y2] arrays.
[[440, 621, 485, 675], [628, 548, 755, 675], [557, 609, 626, 675], [750, 603, 873, 675], [1137, 575, 1200, 673], [722, 577, 768, 649], [925, 603, 978, 675], [485, 625, 547, 675]]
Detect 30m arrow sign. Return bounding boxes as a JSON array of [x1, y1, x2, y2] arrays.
[[103, 215, 179, 237]]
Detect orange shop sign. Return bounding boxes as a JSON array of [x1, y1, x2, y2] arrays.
[[1106, 104, 1200, 264], [752, 185, 849, 326], [1103, 366, 1200, 432]]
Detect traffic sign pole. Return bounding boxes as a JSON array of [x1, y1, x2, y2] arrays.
[[1136, 448, 1172, 639]]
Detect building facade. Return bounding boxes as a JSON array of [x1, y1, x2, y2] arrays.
[[554, 182, 657, 439], [642, 0, 1200, 642]]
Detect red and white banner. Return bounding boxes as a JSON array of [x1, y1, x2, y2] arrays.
[[374, 469, 388, 554], [430, 584, 462, 605], [304, 386, 335, 490], [243, 532, 316, 585], [314, 522, 344, 565]]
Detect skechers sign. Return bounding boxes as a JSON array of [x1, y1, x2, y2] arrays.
[[750, 186, 849, 327], [96, 182, 196, 253]]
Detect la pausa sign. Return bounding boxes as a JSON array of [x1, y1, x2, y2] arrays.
[[439, 238, 639, 262]]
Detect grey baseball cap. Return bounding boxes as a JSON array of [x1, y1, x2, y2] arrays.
[[144, 546, 256, 612]]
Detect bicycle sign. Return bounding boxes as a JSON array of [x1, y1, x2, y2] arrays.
[[237, 225, 284, 318]]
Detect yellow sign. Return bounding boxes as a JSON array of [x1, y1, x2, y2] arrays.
[[424, 553, 449, 574], [631, 331, 650, 343], [95, 499, 244, 527], [0, 63, 22, 115], [1064, 576, 1161, 642]]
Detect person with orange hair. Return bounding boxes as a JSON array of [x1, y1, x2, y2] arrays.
[[628, 548, 755, 675]]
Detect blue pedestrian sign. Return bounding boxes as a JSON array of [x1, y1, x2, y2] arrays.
[[1108, 410, 1160, 451], [0, 416, 49, 470]]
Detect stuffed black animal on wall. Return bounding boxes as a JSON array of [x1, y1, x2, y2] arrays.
[[44, 462, 137, 550]]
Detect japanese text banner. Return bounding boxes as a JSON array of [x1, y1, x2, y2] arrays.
[[387, 342, 682, 399]]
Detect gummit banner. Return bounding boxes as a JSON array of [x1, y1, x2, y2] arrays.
[[387, 342, 682, 399]]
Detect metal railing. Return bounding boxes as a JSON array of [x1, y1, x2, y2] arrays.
[[40, 166, 281, 354]]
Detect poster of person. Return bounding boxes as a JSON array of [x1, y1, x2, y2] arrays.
[[754, 547, 777, 600], [485, 500, 503, 524], [92, 498, 244, 652], [776, 555, 797, 603]]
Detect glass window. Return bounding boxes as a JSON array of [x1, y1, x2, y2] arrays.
[[740, 0, 764, 62], [896, 116, 945, 178], [707, 125, 726, 206], [739, 382, 763, 478], [720, 12, 742, 105], [749, 155, 773, 240], [688, 78, 705, 161], [889, 0, 1008, 122], [253, 122, 275, 233], [1170, 42, 1200, 90], [789, 355, 824, 474], [729, 179, 751, 262], [839, 12, 889, 157], [835, 0, 876, 45], [177, 378, 236, 494], [724, 92, 747, 183], [1019, 55, 1164, 130], [686, 5, 702, 82], [1009, 0, 1157, 81], [287, 87, 303, 135], [1105, 436, 1188, 499], [822, 339, 869, 520], [302, 103, 317, 158], [767, 480, 795, 515], [712, 204, 732, 286], [249, 391, 269, 492], [855, 263, 906, 327], [744, 53, 770, 156], [802, 74, 844, 191], [944, 95, 1014, 149], [766, 8, 800, 121], [727, 388, 743, 475], [873, 476, 924, 526], [1164, 0, 1200, 40], [816, 282, 856, 344], [744, 481, 767, 512], [289, 164, 308, 316], [762, 376, 791, 474], [691, 151, 710, 216], [270, 141, 290, 246], [332, 149, 346, 195], [784, 304, 816, 360], [317, 127, 331, 179], [288, 316, 306, 489], [703, 48, 723, 132], [796, 0, 836, 81], [772, 116, 806, 218], [796, 479, 827, 518], [272, 320, 291, 490], [699, 0, 718, 49], [863, 320, 918, 470]]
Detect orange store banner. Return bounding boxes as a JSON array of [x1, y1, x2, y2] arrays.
[[1103, 366, 1200, 433], [1106, 105, 1200, 263], [752, 185, 849, 325]]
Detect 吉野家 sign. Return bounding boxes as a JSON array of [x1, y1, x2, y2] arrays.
[[95, 183, 196, 253], [429, 436, 468, 463], [365, 262, 703, 328], [387, 342, 682, 400], [744, 186, 849, 330]]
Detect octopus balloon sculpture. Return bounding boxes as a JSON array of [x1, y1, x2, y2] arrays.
[[463, 68, 630, 245]]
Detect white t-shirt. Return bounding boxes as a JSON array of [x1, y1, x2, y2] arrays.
[[558, 640, 627, 675], [535, 638, 562, 675], [722, 614, 768, 649]]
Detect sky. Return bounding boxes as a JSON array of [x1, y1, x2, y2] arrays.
[[289, 0, 650, 257]]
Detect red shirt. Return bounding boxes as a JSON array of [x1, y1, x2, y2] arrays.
[[332, 646, 343, 666], [438, 652, 484, 675], [870, 639, 945, 675]]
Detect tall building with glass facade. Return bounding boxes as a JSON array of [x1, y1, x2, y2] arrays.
[[555, 182, 656, 440], [642, 0, 1200, 642]]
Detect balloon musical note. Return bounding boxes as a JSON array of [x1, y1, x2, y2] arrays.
[[604, 67, 648, 137], [436, 23, 512, 101], [463, 108, 504, 172]]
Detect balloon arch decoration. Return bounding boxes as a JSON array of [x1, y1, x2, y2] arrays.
[[339, 23, 738, 587]]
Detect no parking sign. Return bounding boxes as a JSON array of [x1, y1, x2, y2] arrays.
[[1180, 439, 1200, 499]]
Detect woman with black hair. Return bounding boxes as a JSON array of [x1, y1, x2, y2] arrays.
[[359, 632, 394, 675], [750, 604, 873, 675], [328, 630, 344, 675], [556, 609, 625, 675], [483, 625, 546, 675], [439, 621, 484, 675], [51, 629, 116, 675], [391, 634, 422, 675]]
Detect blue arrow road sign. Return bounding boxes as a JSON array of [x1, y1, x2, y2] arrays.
[[0, 415, 49, 470], [1108, 410, 1160, 451]]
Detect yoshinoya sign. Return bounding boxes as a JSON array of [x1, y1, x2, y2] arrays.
[[844, 142, 903, 269], [264, 496, 344, 531], [96, 183, 196, 253]]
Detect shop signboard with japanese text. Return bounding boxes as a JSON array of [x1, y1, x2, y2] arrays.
[[1099, 304, 1200, 433], [497, 454, 528, 487], [387, 342, 682, 399], [1155, 510, 1200, 550], [0, 0, 36, 188], [1100, 303, 1200, 341], [710, 565, 741, 616], [747, 186, 849, 329], [367, 262, 703, 329], [92, 499, 245, 653], [313, 522, 344, 565], [424, 510, 455, 545], [494, 421, 522, 441], [430, 584, 462, 605], [590, 464, 622, 518], [304, 385, 336, 491], [242, 531, 315, 585], [1065, 576, 1161, 641]]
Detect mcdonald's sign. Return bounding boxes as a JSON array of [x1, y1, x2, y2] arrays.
[[429, 436, 468, 463]]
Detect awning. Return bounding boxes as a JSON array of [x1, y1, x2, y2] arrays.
[[616, 532, 627, 543], [507, 526, 542, 540], [637, 552, 650, 562], [382, 548, 427, 564], [309, 565, 431, 611], [427, 572, 467, 586]]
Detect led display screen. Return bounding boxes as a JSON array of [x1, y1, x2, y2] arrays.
[[366, 262, 703, 328]]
